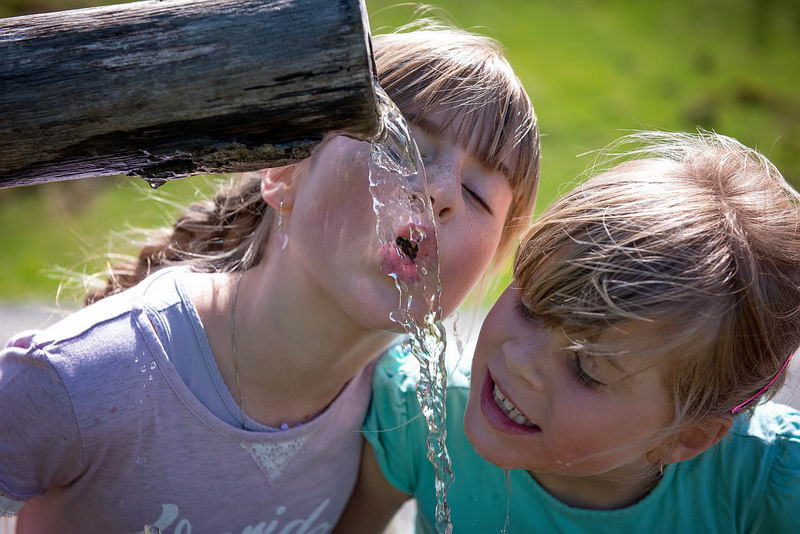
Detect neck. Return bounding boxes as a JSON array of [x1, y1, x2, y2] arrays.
[[196, 255, 398, 428], [529, 463, 663, 510]]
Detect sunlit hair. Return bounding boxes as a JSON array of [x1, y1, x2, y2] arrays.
[[374, 21, 540, 261], [83, 22, 539, 304], [515, 131, 800, 428]]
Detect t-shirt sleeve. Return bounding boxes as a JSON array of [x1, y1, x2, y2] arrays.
[[0, 332, 85, 502], [749, 407, 800, 532], [362, 346, 426, 495]]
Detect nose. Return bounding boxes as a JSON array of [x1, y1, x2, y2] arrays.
[[504, 340, 548, 392], [425, 151, 463, 223]]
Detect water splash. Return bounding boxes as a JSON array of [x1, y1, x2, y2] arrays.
[[369, 80, 454, 534]]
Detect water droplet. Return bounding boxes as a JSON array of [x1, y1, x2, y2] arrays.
[[150, 361, 157, 370], [148, 374, 153, 381], [144, 177, 168, 189], [136, 455, 148, 464], [134, 357, 139, 363], [140, 365, 147, 372]]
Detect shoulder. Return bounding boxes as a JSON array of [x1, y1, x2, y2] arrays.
[[1, 330, 88, 498], [20, 291, 134, 348], [740, 402, 800, 531], [735, 402, 800, 489], [697, 402, 800, 478], [1, 271, 184, 428], [722, 401, 800, 477], [8, 268, 188, 375], [732, 401, 800, 442], [689, 402, 800, 531]]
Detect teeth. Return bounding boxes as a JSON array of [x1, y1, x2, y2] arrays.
[[493, 384, 537, 428], [511, 413, 528, 425]]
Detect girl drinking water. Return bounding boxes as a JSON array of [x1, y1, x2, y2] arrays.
[[0, 25, 540, 532], [341, 131, 800, 533]]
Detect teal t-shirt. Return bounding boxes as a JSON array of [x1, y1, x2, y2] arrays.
[[364, 347, 800, 533]]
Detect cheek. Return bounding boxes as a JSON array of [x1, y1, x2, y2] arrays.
[[438, 222, 501, 305], [296, 158, 374, 237], [545, 399, 660, 469]]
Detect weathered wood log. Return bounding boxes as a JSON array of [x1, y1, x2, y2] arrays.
[[0, 0, 379, 189]]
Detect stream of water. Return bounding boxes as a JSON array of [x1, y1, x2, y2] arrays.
[[368, 81, 454, 534]]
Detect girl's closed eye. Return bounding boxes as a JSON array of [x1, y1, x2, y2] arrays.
[[463, 184, 493, 214], [515, 296, 538, 321], [571, 351, 606, 389]]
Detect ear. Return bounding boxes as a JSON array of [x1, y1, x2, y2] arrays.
[[260, 164, 301, 211], [653, 416, 733, 465]]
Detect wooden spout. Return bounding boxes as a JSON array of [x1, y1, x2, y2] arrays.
[[0, 0, 380, 188]]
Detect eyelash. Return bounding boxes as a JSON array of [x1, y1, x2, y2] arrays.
[[515, 297, 537, 320], [514, 298, 603, 388], [571, 352, 604, 389], [462, 185, 492, 214]]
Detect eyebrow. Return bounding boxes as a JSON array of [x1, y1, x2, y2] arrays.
[[410, 117, 514, 179]]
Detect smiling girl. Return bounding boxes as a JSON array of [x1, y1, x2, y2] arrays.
[[341, 131, 800, 533], [0, 25, 539, 532]]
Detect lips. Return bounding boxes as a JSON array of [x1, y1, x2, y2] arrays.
[[379, 223, 435, 284], [480, 372, 541, 435]]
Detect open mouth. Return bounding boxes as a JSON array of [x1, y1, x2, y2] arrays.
[[395, 235, 419, 261], [379, 223, 433, 284], [481, 373, 541, 434]]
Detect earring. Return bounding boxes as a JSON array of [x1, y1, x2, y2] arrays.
[[276, 199, 289, 251]]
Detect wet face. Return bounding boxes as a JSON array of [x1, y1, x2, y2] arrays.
[[282, 118, 513, 332], [464, 283, 675, 478]]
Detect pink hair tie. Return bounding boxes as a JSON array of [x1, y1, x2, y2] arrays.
[[731, 351, 796, 414]]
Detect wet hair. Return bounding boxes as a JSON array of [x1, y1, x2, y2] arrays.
[[85, 22, 539, 304], [514, 131, 800, 426]]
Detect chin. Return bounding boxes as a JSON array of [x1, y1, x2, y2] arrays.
[[464, 424, 520, 470], [464, 399, 510, 469]]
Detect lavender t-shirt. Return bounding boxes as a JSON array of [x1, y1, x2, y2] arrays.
[[0, 269, 375, 533]]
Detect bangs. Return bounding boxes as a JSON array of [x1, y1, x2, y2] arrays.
[[514, 228, 730, 364], [512, 177, 736, 346], [404, 92, 534, 192]]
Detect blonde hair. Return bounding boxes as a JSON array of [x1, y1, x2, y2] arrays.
[[515, 131, 800, 426], [86, 23, 539, 304]]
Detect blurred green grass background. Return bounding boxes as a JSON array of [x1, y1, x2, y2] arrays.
[[1, 0, 799, 302]]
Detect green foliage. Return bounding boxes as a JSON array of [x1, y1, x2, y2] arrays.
[[0, 176, 222, 301], [1, 0, 798, 301]]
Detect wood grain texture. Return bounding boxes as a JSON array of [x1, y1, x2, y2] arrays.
[[0, 0, 379, 188]]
